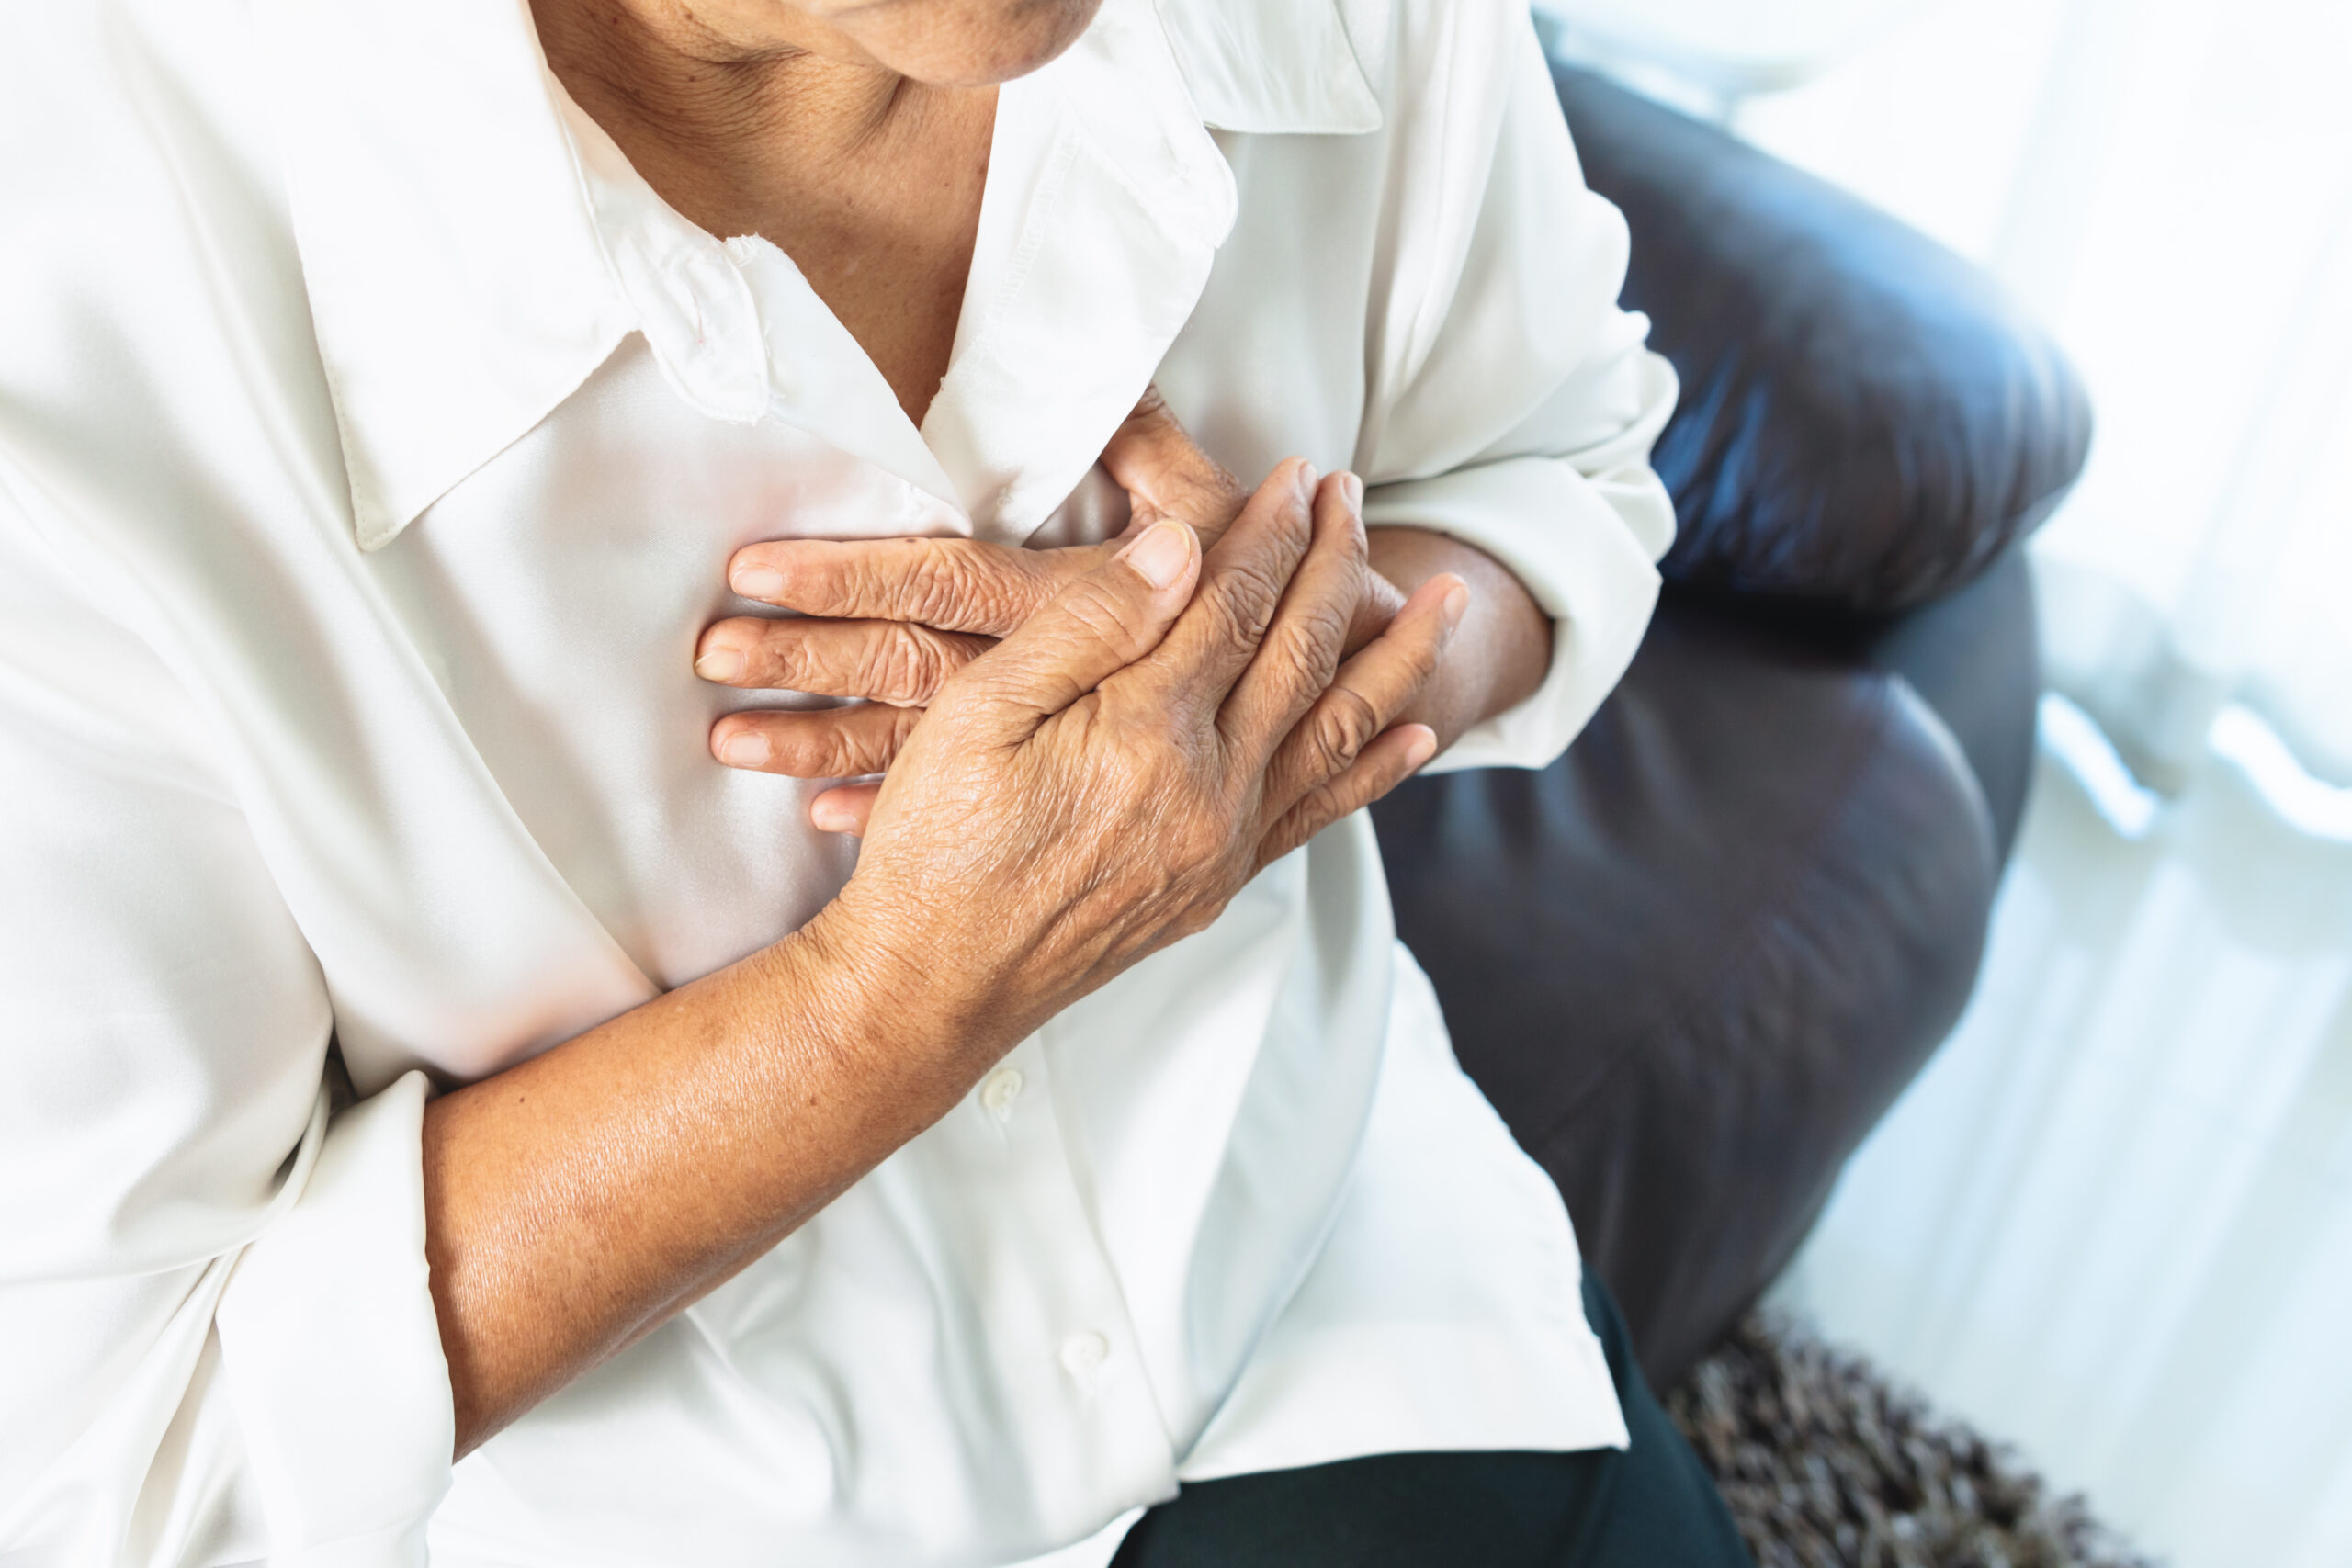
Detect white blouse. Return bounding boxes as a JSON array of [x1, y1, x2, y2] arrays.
[[0, 0, 1679, 1564]]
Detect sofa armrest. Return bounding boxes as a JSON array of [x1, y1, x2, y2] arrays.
[[1554, 62, 2093, 612], [1374, 582, 2005, 1387]]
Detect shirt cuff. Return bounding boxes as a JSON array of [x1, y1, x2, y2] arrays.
[[1363, 455, 1668, 773], [214, 1071, 453, 1565]]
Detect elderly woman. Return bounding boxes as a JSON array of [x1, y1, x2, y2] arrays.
[[0, 0, 1748, 1563]]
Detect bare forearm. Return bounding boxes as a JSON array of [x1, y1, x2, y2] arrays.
[[419, 915, 967, 1457], [1368, 527, 1552, 748]]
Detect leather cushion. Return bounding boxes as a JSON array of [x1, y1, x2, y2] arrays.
[[1555, 64, 2092, 612]]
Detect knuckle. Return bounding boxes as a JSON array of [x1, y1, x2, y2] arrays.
[[756, 622, 823, 690], [1174, 464, 1244, 517], [1203, 560, 1289, 648], [1257, 621, 1342, 712], [1313, 687, 1384, 771], [1170, 816, 1230, 874], [775, 705, 917, 778], [1170, 890, 1234, 943], [901, 544, 983, 629], [838, 553, 897, 620], [1264, 798, 1316, 860], [903, 541, 1042, 635], [763, 722, 838, 777], [1295, 597, 1355, 671], [864, 625, 950, 703], [885, 703, 925, 754], [998, 552, 1060, 628], [1292, 643, 1344, 704], [1294, 778, 1353, 835], [1195, 591, 1260, 661]]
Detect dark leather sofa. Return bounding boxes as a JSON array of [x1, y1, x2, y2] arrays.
[[1370, 59, 2094, 1390]]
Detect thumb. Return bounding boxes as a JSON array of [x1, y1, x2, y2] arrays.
[[942, 519, 1202, 733], [1101, 389, 1240, 533]]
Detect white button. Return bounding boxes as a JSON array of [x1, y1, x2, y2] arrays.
[[978, 1066, 1024, 1119], [1059, 1330, 1111, 1378]]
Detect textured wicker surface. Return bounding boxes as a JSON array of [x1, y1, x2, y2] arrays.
[[1665, 1315, 2164, 1568]]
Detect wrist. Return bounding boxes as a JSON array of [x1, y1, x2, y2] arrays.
[[1366, 527, 1550, 745], [758, 889, 1016, 1135]]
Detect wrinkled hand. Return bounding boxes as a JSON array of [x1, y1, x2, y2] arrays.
[[794, 456, 1464, 1058], [695, 392, 1408, 805]]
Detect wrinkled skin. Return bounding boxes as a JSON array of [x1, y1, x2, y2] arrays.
[[694, 393, 1420, 831]]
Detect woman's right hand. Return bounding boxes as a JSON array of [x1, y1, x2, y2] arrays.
[[795, 456, 1466, 1089]]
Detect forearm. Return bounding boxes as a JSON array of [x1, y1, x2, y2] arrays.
[[417, 481, 1453, 1461], [1368, 526, 1552, 749], [420, 910, 977, 1457]]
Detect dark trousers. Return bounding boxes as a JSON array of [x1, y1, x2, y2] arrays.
[[1110, 1276, 1754, 1567]]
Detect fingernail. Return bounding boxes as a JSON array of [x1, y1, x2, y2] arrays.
[[717, 729, 770, 768], [1297, 462, 1319, 502], [695, 647, 744, 682], [811, 800, 857, 833], [1404, 726, 1440, 771], [1341, 472, 1364, 512], [731, 563, 785, 599], [1441, 580, 1472, 633], [1122, 521, 1193, 590]]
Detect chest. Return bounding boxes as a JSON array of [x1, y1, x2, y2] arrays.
[[205, 125, 1382, 1084]]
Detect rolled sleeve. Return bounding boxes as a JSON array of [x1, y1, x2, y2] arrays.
[[217, 1071, 453, 1566], [1364, 436, 1669, 773], [0, 491, 453, 1566], [1353, 6, 1680, 773]]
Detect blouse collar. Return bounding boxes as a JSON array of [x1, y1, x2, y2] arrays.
[[256, 0, 1381, 552]]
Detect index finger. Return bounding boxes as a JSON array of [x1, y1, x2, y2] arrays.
[[724, 536, 1108, 637]]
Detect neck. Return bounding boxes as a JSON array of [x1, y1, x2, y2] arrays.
[[526, 0, 1004, 425]]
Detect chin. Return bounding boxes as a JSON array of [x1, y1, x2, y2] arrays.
[[839, 0, 1106, 86]]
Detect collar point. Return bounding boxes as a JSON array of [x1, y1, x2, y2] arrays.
[[353, 513, 410, 553], [348, 478, 421, 553]]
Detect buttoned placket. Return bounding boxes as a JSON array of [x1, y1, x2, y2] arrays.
[[584, 97, 1194, 1523], [949, 1033, 1179, 1515]]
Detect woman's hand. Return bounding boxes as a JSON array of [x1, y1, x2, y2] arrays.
[[695, 396, 1553, 816], [797, 451, 1464, 1073], [693, 394, 1411, 795]]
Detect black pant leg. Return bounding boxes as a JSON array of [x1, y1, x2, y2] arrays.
[[1107, 1276, 1752, 1568], [1554, 1273, 1755, 1568]]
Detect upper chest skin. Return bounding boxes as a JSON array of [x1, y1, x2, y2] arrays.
[[537, 39, 998, 428]]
